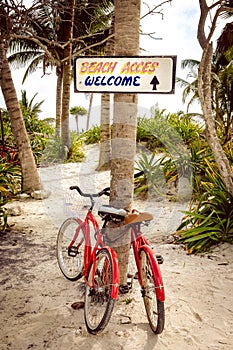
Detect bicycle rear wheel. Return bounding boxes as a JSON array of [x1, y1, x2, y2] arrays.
[[140, 249, 165, 334], [56, 217, 85, 281], [84, 248, 115, 334]]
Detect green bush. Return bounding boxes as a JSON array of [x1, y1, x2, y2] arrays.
[[40, 136, 65, 164], [167, 113, 204, 146], [82, 125, 101, 144], [1, 107, 54, 165], [0, 161, 22, 231], [0, 198, 8, 231], [41, 132, 85, 164], [136, 110, 203, 153], [134, 152, 166, 198], [68, 131, 85, 162], [0, 161, 21, 197], [176, 172, 233, 254]]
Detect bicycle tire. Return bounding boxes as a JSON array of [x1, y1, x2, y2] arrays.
[[56, 217, 85, 281], [140, 249, 165, 334], [84, 248, 116, 334]]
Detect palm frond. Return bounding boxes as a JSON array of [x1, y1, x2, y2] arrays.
[[181, 59, 200, 70], [8, 51, 43, 68], [22, 55, 44, 83]]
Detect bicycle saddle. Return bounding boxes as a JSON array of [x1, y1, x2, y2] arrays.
[[98, 205, 127, 218], [125, 210, 154, 224]]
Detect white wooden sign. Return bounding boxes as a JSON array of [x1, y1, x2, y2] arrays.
[[74, 56, 176, 94]]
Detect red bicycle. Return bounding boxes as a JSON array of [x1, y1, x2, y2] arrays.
[[57, 185, 120, 334], [56, 183, 165, 334]]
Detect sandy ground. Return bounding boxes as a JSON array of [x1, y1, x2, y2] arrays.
[[0, 144, 233, 350]]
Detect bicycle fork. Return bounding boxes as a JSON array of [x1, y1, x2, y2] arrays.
[[135, 245, 165, 302], [85, 247, 120, 300]]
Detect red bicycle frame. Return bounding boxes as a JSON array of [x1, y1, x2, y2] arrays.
[[131, 225, 165, 302], [68, 210, 119, 299]]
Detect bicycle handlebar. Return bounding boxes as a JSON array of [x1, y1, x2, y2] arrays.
[[70, 185, 110, 198], [69, 170, 147, 198]]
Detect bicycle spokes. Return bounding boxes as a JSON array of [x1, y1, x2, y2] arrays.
[[84, 249, 115, 334], [140, 250, 165, 334], [56, 218, 85, 281]]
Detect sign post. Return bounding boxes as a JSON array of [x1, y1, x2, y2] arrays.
[[74, 56, 177, 94]]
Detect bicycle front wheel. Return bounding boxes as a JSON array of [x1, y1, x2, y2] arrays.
[[84, 248, 116, 334], [56, 217, 85, 281], [140, 249, 165, 334]]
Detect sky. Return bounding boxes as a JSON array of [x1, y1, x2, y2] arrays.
[[0, 0, 227, 130]]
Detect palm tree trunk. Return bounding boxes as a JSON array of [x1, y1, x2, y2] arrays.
[[198, 43, 233, 194], [61, 47, 72, 152], [60, 0, 75, 156], [75, 114, 79, 134], [109, 0, 141, 286], [98, 16, 115, 170], [0, 40, 41, 192], [197, 0, 233, 195], [0, 109, 5, 150], [55, 66, 63, 137], [86, 93, 93, 131], [97, 93, 111, 170]]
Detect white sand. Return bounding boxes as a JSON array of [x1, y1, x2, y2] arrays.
[[0, 144, 232, 349]]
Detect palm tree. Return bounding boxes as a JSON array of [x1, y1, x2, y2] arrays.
[[176, 59, 200, 112], [215, 22, 233, 144], [70, 106, 87, 134], [108, 0, 141, 287], [177, 48, 233, 144], [20, 90, 44, 116], [0, 3, 41, 193], [97, 15, 115, 171], [197, 0, 233, 194], [59, 0, 75, 155], [8, 1, 63, 136], [8, 0, 114, 151]]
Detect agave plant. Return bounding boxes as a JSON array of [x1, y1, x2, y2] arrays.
[[134, 152, 166, 199], [176, 174, 233, 254]]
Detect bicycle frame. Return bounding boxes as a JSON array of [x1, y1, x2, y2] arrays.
[[69, 210, 119, 299], [131, 224, 165, 302]]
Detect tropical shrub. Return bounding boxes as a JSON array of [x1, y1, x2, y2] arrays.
[[137, 118, 163, 151], [137, 109, 203, 152], [0, 161, 21, 197], [134, 152, 166, 199], [68, 131, 85, 162], [41, 132, 85, 164], [0, 198, 8, 231], [1, 106, 54, 165], [153, 139, 220, 197], [135, 150, 193, 201], [137, 111, 181, 152], [41, 136, 65, 164], [167, 112, 204, 146], [176, 171, 233, 254], [0, 160, 22, 231], [83, 125, 101, 144]]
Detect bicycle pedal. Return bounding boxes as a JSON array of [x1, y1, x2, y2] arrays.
[[119, 284, 131, 294], [156, 254, 164, 264], [68, 246, 79, 257]]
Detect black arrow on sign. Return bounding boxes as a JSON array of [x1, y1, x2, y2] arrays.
[[150, 76, 160, 90]]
